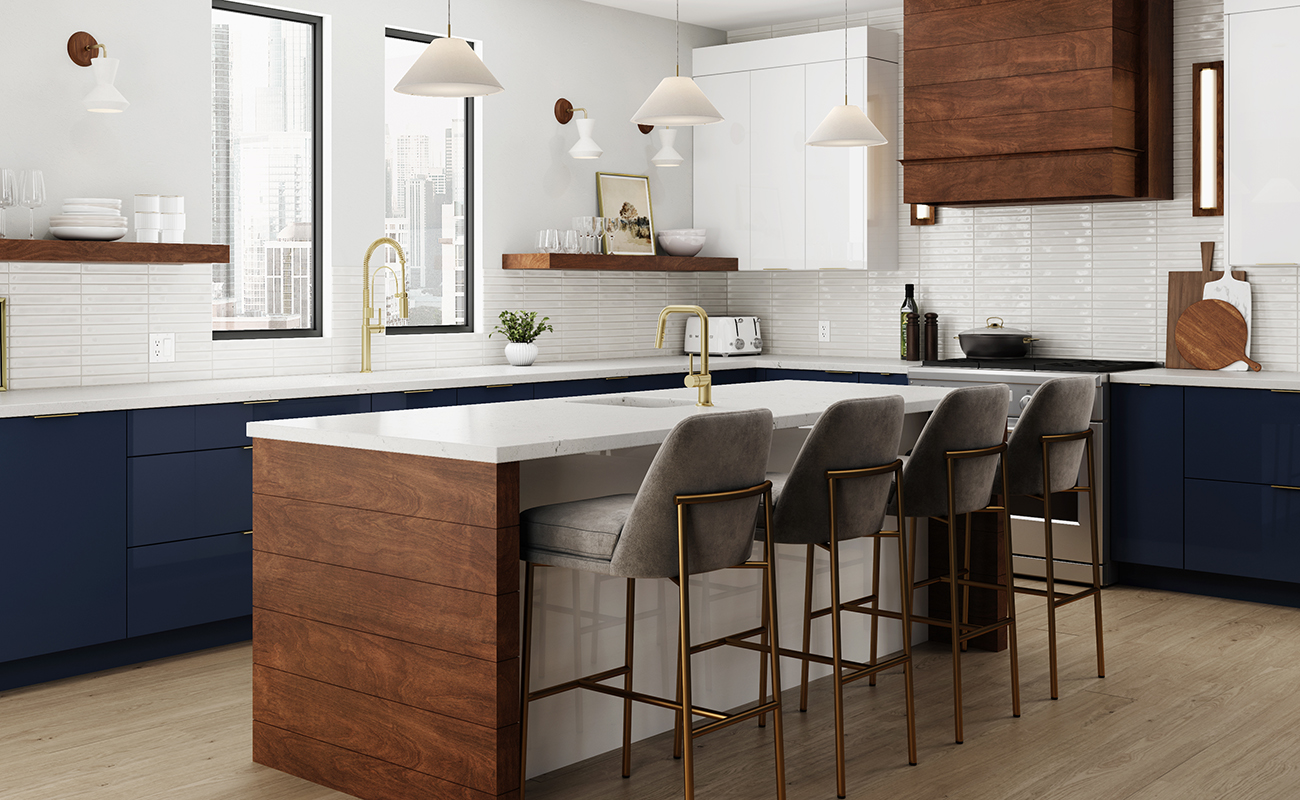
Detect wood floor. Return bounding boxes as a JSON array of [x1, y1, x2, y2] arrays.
[[4, 585, 1300, 800]]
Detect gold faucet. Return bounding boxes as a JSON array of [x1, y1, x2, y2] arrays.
[[361, 237, 410, 373], [655, 305, 712, 407]]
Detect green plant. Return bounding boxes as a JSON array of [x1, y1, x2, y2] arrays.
[[490, 310, 554, 344]]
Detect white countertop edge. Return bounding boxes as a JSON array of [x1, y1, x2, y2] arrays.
[[1110, 368, 1300, 391]]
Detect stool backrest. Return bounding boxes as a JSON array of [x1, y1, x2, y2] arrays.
[[1006, 375, 1095, 496], [613, 408, 774, 578], [902, 384, 1010, 518], [774, 395, 905, 544]]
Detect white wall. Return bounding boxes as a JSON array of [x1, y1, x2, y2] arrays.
[[0, 0, 727, 388]]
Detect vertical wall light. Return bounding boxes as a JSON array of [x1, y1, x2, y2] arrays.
[[911, 204, 937, 226], [1192, 60, 1224, 216]]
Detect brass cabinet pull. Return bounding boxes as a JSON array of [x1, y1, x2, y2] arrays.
[[486, 384, 513, 389], [826, 370, 854, 375], [242, 530, 253, 535], [243, 446, 253, 450], [604, 376, 628, 380], [1272, 485, 1300, 492], [244, 399, 279, 405], [34, 413, 79, 419], [404, 388, 434, 394], [1271, 389, 1300, 394]]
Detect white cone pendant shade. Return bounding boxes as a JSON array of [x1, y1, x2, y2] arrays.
[[631, 76, 722, 126], [394, 36, 503, 98], [652, 128, 684, 167], [569, 118, 603, 159], [806, 104, 886, 147], [84, 57, 128, 113]]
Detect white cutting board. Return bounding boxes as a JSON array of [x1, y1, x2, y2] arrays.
[[1203, 265, 1252, 371]]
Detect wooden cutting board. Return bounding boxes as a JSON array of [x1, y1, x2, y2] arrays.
[[1175, 299, 1262, 371], [1165, 243, 1246, 369]]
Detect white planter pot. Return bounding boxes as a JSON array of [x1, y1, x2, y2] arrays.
[[505, 342, 538, 366]]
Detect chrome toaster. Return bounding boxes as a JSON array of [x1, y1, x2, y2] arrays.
[[685, 316, 762, 356]]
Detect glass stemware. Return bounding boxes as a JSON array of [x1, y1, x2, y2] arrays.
[[0, 169, 16, 239], [19, 170, 45, 240], [599, 216, 619, 254], [537, 229, 560, 254]]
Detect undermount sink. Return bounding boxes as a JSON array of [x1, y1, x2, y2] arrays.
[[566, 395, 698, 409]]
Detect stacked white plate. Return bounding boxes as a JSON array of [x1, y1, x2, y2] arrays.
[[50, 198, 128, 241]]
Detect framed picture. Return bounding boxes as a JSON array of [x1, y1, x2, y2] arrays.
[[596, 172, 655, 255], [0, 297, 7, 391]]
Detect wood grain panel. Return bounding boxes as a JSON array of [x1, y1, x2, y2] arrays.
[[254, 666, 520, 794], [903, 151, 1138, 204], [905, 68, 1136, 122], [0, 239, 229, 264], [904, 30, 1136, 87], [905, 108, 1136, 159], [253, 552, 519, 662], [906, 0, 1138, 51], [253, 439, 519, 529], [1134, 0, 1173, 199], [907, 0, 1019, 12], [254, 494, 518, 595], [254, 722, 518, 800], [253, 610, 519, 728], [502, 253, 736, 272]]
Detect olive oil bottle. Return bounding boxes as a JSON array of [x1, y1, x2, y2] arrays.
[[899, 284, 919, 360]]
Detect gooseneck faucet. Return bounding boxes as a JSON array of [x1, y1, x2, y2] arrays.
[[655, 305, 713, 407], [361, 237, 410, 373]]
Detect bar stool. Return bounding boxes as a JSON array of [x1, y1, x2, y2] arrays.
[[1004, 375, 1104, 699], [753, 396, 915, 798], [519, 409, 786, 800], [893, 384, 1019, 744]]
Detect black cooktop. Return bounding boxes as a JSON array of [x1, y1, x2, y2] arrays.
[[920, 357, 1162, 373]]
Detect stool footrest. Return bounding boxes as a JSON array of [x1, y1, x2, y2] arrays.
[[527, 665, 630, 702]]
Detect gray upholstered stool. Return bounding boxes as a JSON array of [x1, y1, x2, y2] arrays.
[[892, 383, 1019, 744], [754, 396, 915, 798], [1004, 375, 1104, 699], [519, 409, 786, 800]]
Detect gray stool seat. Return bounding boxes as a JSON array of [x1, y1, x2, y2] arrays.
[[521, 494, 631, 574]]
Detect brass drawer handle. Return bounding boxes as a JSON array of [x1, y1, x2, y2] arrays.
[[486, 384, 513, 389], [1271, 389, 1300, 394], [826, 370, 854, 375], [604, 376, 628, 380], [1272, 485, 1300, 492], [242, 530, 253, 535], [244, 446, 253, 450], [34, 413, 79, 419], [404, 389, 434, 394], [244, 399, 279, 405]]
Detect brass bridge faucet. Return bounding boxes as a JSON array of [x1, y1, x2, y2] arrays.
[[655, 305, 713, 407], [360, 237, 410, 373]]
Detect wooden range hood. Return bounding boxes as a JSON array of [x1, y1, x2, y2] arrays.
[[901, 0, 1172, 207]]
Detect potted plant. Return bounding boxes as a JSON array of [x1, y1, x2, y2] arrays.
[[490, 310, 554, 366]]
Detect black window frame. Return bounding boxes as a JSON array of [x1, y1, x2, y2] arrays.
[[212, 0, 325, 340], [383, 27, 475, 336]]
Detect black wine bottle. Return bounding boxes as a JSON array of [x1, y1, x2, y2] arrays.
[[899, 284, 919, 360]]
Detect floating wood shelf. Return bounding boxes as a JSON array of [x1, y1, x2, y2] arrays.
[[503, 253, 737, 272], [0, 239, 230, 264]]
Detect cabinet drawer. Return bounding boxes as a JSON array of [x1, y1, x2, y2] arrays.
[[371, 388, 457, 411], [129, 406, 197, 456], [859, 372, 908, 385], [1186, 387, 1300, 485], [127, 532, 253, 637], [196, 394, 372, 450], [129, 448, 253, 546], [457, 384, 534, 405], [1185, 479, 1300, 582]]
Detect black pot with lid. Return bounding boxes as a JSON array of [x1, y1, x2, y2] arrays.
[[955, 317, 1039, 358]]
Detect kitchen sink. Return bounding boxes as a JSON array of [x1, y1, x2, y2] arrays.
[[566, 395, 698, 408]]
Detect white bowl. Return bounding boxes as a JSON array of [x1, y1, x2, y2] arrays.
[[50, 226, 128, 241], [657, 229, 707, 257]]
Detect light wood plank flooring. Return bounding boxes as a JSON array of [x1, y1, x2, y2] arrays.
[[4, 586, 1300, 800]]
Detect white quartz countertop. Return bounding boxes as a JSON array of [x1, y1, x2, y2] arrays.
[[246, 380, 951, 464], [0, 354, 912, 419], [1110, 368, 1300, 390]]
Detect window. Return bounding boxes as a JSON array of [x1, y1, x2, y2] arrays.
[[211, 1, 323, 337], [383, 29, 474, 334]]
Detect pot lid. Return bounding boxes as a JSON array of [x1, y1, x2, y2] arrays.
[[959, 317, 1031, 336]]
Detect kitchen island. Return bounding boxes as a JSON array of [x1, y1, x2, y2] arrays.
[[246, 380, 951, 800]]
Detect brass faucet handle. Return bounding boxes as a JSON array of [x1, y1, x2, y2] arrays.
[[685, 372, 711, 389]]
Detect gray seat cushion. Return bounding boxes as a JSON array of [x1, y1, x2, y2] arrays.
[[521, 494, 633, 575], [1003, 376, 1094, 497]]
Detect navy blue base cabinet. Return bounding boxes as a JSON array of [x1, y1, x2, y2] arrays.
[[1185, 479, 1300, 582], [1111, 384, 1184, 569], [128, 532, 253, 637]]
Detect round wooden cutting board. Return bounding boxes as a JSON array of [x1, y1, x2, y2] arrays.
[[1174, 299, 1262, 371]]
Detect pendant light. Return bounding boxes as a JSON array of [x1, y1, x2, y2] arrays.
[[631, 1, 722, 127], [394, 0, 503, 98], [806, 1, 885, 147]]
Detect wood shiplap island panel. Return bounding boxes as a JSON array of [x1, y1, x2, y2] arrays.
[[502, 253, 737, 272], [0, 239, 230, 264]]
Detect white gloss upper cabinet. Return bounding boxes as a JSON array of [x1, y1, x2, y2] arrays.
[[693, 72, 750, 264], [751, 65, 807, 271], [805, 59, 866, 271], [1227, 3, 1300, 266]]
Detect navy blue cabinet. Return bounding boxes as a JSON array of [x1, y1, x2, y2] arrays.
[[371, 388, 457, 411], [533, 377, 634, 399], [1186, 387, 1300, 486], [457, 383, 535, 405], [0, 412, 127, 662], [710, 368, 761, 385], [1111, 384, 1184, 569], [860, 372, 908, 385], [764, 368, 859, 383], [129, 448, 253, 546], [1185, 479, 1300, 582], [194, 394, 372, 450], [127, 531, 253, 637]]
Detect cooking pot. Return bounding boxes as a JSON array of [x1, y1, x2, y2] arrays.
[[955, 317, 1039, 358]]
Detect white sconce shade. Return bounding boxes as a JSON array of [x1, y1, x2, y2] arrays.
[[569, 118, 603, 160], [807, 104, 886, 147], [652, 128, 683, 168], [631, 77, 723, 127], [394, 36, 504, 98], [84, 57, 129, 113]]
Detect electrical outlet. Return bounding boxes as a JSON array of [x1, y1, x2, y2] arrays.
[[818, 321, 831, 342], [149, 333, 175, 363]]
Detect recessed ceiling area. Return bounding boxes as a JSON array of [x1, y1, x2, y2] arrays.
[[579, 0, 904, 32]]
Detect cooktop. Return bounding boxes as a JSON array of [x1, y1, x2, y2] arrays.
[[919, 357, 1162, 373]]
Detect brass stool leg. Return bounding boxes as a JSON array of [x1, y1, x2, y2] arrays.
[[868, 535, 882, 686], [1085, 435, 1106, 679], [800, 543, 815, 712], [1000, 459, 1022, 719], [675, 506, 697, 800], [758, 566, 770, 727], [761, 490, 788, 800], [520, 562, 537, 800], [622, 577, 636, 777], [673, 635, 684, 759], [945, 461, 964, 744], [960, 512, 973, 653], [828, 479, 848, 798], [1041, 446, 1060, 700]]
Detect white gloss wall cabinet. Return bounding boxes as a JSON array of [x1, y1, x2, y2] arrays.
[[693, 27, 899, 272], [1226, 2, 1300, 266], [693, 71, 751, 267]]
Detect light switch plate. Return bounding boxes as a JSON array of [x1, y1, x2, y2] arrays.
[[150, 333, 175, 363], [818, 321, 831, 342]]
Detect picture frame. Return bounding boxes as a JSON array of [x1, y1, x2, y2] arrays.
[[596, 172, 655, 255], [0, 297, 7, 391]]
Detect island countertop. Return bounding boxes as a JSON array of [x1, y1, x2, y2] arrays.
[[245, 380, 953, 463]]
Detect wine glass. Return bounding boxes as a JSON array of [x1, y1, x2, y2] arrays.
[[599, 217, 619, 254], [0, 169, 16, 239], [20, 169, 45, 240]]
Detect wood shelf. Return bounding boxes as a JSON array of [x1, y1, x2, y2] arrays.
[[0, 239, 230, 264], [502, 253, 737, 272]]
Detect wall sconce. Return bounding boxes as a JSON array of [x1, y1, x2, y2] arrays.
[[1192, 60, 1224, 216], [651, 128, 683, 168], [554, 98, 602, 160], [67, 32, 129, 113], [911, 204, 937, 226]]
